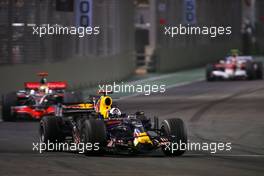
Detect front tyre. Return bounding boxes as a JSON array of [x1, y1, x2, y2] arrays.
[[246, 62, 256, 80], [80, 119, 107, 155], [256, 62, 263, 80], [161, 118, 187, 156], [39, 116, 63, 146], [206, 64, 215, 82]]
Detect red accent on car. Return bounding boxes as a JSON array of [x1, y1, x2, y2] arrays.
[[225, 64, 236, 69], [106, 120, 122, 126], [24, 82, 41, 89], [214, 63, 236, 69], [13, 106, 55, 119], [47, 82, 67, 89], [24, 82, 67, 90], [38, 72, 49, 77]]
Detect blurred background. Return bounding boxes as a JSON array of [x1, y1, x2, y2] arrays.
[[0, 0, 263, 94]]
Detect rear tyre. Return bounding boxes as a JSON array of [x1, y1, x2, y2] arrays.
[[245, 62, 256, 80], [39, 116, 63, 147], [81, 119, 107, 155], [206, 64, 214, 81], [1, 92, 17, 121], [161, 118, 187, 156], [256, 62, 263, 80]]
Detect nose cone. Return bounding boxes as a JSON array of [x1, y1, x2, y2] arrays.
[[133, 132, 153, 147]]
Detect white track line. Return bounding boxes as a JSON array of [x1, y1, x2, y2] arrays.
[[12, 23, 25, 27], [119, 78, 204, 100], [185, 153, 264, 157]]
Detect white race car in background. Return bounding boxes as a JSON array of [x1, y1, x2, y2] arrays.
[[206, 56, 263, 81]]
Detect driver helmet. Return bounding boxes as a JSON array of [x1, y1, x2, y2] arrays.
[[109, 108, 122, 118], [40, 77, 47, 84], [39, 85, 49, 94]]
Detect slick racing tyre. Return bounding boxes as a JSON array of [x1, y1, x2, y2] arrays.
[[1, 92, 17, 121], [39, 116, 63, 146], [256, 62, 263, 80], [245, 62, 256, 80], [206, 64, 214, 81], [81, 119, 107, 155], [161, 118, 187, 156]]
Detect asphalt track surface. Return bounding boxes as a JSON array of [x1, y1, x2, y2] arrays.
[[1, 80, 264, 176]]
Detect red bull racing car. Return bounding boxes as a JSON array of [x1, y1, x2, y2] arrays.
[[1, 72, 67, 121], [39, 91, 187, 156]]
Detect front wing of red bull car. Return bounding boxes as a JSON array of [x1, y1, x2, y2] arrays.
[[95, 92, 187, 156], [81, 112, 188, 156]]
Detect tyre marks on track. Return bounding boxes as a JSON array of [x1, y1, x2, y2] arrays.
[[189, 87, 264, 122], [188, 85, 264, 157]]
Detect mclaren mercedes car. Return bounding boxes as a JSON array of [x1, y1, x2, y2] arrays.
[[39, 91, 187, 156], [1, 72, 67, 121]]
